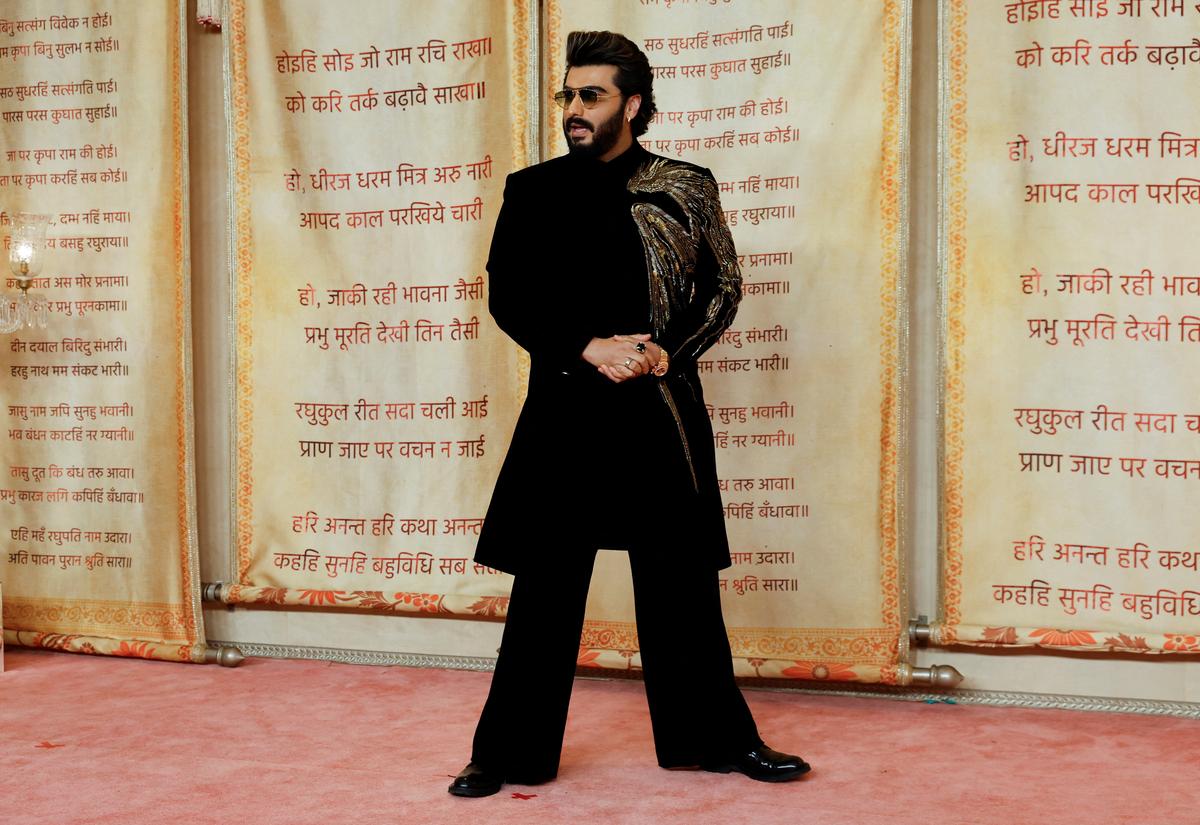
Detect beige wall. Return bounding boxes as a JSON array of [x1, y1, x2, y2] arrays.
[[189, 1, 1200, 702]]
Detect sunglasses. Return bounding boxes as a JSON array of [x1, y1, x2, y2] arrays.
[[553, 87, 621, 110]]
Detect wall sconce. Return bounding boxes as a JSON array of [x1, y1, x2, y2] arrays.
[[1, 211, 51, 334]]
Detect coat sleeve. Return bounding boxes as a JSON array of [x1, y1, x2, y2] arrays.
[[655, 169, 742, 368], [486, 173, 595, 369]]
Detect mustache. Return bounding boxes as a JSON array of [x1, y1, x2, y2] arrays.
[[565, 117, 593, 132]]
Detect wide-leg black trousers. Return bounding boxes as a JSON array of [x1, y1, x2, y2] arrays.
[[470, 545, 760, 781]]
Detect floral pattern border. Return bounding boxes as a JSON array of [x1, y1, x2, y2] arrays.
[[936, 623, 1200, 655]]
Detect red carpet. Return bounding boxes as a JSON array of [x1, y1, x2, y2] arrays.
[[0, 648, 1195, 824]]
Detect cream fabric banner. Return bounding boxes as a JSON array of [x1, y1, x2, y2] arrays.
[[0, 0, 203, 661], [549, 1, 911, 683], [939, 0, 1200, 654], [225, 0, 531, 616]]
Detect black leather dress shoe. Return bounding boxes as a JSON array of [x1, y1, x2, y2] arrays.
[[702, 745, 811, 782], [448, 762, 504, 797]]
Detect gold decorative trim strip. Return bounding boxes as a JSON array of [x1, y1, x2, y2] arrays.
[[4, 595, 196, 643], [934, 622, 1200, 655], [877, 0, 913, 666], [577, 647, 903, 685], [173, 0, 206, 645], [512, 0, 535, 169], [937, 0, 969, 630], [543, 0, 563, 161], [581, 619, 899, 664], [6, 629, 207, 663], [227, 0, 257, 585], [215, 583, 510, 619]]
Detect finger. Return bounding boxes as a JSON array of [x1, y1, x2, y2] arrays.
[[626, 352, 653, 372], [624, 358, 647, 375]]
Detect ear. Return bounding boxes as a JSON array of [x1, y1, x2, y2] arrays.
[[624, 93, 641, 123]]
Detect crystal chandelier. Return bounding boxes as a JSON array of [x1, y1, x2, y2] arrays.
[[2, 211, 51, 334]]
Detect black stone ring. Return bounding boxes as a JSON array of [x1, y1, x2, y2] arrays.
[[635, 342, 647, 353]]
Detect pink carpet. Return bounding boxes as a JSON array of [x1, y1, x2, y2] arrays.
[[1, 648, 1195, 824]]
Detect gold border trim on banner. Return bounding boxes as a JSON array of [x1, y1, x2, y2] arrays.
[[545, 0, 913, 684], [222, 0, 240, 577], [579, 622, 899, 662], [174, 0, 206, 645], [228, 0, 256, 584], [215, 583, 509, 619], [543, 0, 563, 161], [5, 629, 206, 663], [932, 623, 1200, 655], [576, 645, 902, 684], [937, 0, 969, 639], [878, 0, 912, 671], [4, 596, 194, 642]]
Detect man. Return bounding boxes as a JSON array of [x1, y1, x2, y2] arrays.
[[449, 30, 809, 798]]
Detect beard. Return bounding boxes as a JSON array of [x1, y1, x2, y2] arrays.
[[564, 105, 625, 158]]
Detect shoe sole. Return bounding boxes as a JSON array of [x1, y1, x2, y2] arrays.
[[448, 784, 503, 798], [702, 763, 812, 782]]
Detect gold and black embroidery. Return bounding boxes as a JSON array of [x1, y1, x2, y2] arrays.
[[627, 158, 742, 362], [627, 158, 743, 492]]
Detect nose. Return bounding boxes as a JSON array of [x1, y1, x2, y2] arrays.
[[566, 92, 585, 116]]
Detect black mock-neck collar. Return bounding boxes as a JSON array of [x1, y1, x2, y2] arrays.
[[568, 140, 648, 179], [604, 140, 647, 173]]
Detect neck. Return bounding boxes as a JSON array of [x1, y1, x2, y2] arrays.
[[598, 130, 634, 162]]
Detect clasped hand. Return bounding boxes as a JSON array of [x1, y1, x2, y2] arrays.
[[583, 334, 662, 383]]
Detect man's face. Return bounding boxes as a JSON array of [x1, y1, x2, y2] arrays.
[[561, 65, 635, 159]]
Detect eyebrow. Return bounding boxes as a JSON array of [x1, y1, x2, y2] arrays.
[[562, 84, 610, 93]]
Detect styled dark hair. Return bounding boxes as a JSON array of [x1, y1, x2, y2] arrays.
[[565, 30, 657, 138]]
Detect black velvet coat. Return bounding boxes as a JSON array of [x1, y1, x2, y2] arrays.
[[474, 143, 742, 576]]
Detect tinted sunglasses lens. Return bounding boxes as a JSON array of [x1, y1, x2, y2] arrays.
[[555, 89, 602, 109]]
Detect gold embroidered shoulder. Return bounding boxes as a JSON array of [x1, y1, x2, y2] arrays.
[[626, 157, 743, 363]]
